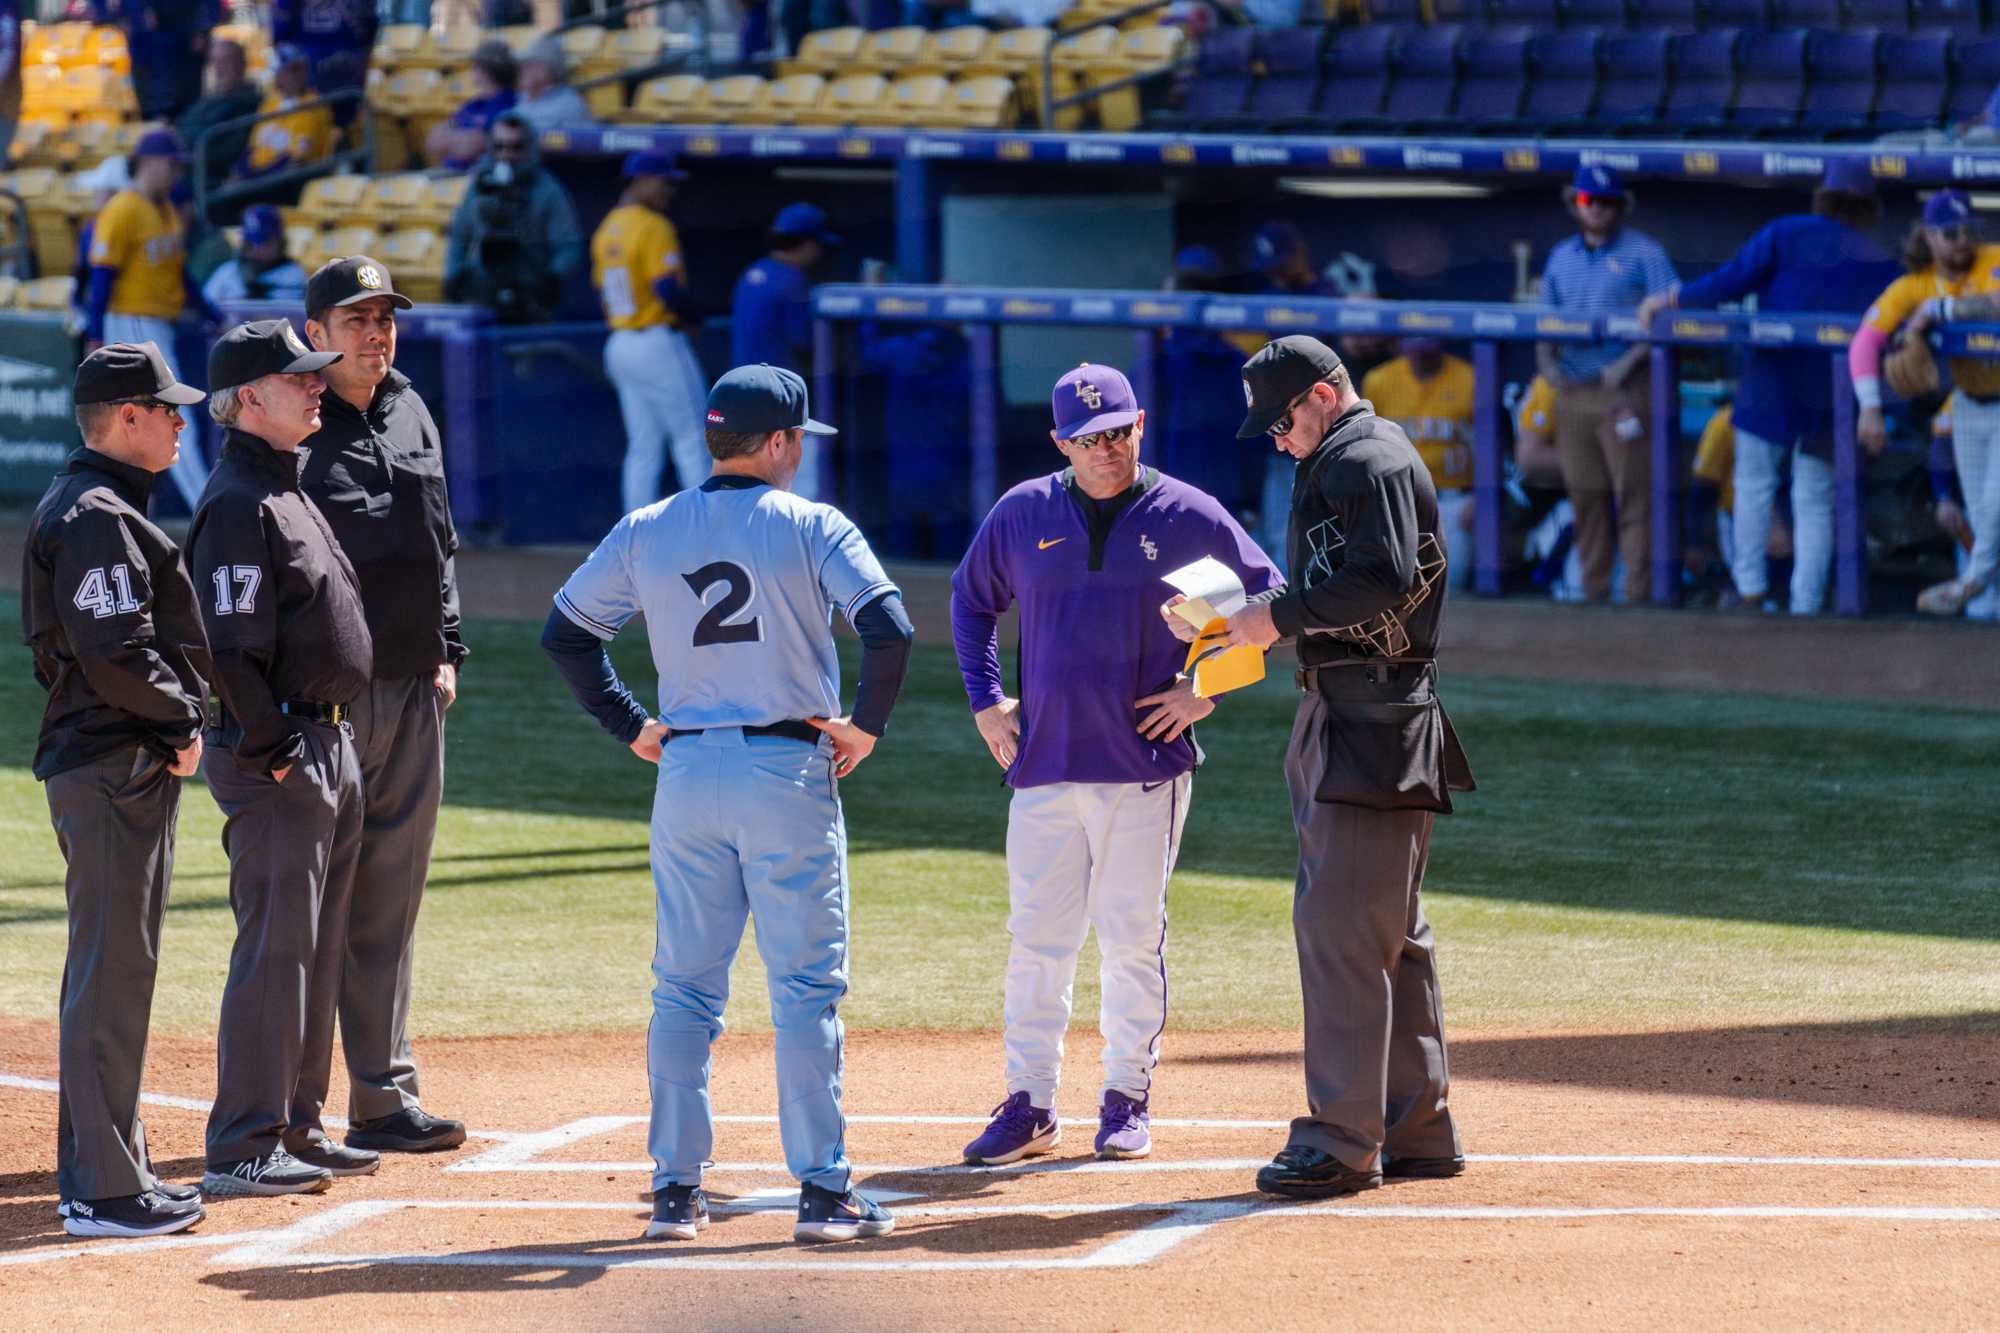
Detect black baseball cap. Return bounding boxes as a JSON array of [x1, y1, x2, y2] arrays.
[[208, 318, 342, 392], [307, 255, 415, 319], [74, 341, 205, 406], [1236, 334, 1345, 439], [704, 364, 836, 435]]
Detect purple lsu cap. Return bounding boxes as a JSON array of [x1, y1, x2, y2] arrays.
[[1052, 363, 1140, 440], [132, 128, 188, 163], [1925, 189, 1975, 229]]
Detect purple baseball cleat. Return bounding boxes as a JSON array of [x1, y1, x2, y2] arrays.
[[963, 1091, 1061, 1165], [1094, 1090, 1152, 1159]]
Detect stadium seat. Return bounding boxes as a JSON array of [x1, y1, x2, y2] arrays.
[[912, 26, 992, 75], [428, 26, 484, 69], [374, 228, 443, 302], [757, 73, 828, 125], [320, 226, 381, 265], [1377, 25, 1465, 130], [285, 224, 322, 268], [1640, 0, 1703, 27], [362, 172, 429, 219], [297, 174, 371, 229], [795, 73, 888, 127], [946, 75, 1020, 129], [1595, 30, 1671, 131], [1561, 0, 1631, 27], [962, 28, 1054, 124], [493, 25, 542, 55], [1799, 30, 1879, 139], [1305, 24, 1398, 131], [783, 26, 864, 77], [608, 28, 671, 72], [1872, 32, 1950, 131], [618, 73, 707, 123], [82, 24, 129, 72], [1522, 29, 1601, 133], [1770, 0, 1841, 24], [1842, 0, 1913, 29], [1489, 0, 1563, 21], [686, 74, 767, 124], [1728, 29, 1807, 134], [422, 175, 470, 229], [375, 23, 430, 70], [1048, 26, 1120, 131], [1655, 28, 1740, 136], [1699, 0, 1768, 27], [1242, 27, 1324, 127], [1429, 0, 1482, 19], [0, 275, 21, 309], [854, 26, 927, 74], [1456, 28, 1533, 131], [1911, 0, 1983, 33], [1948, 36, 2000, 128], [1175, 27, 1254, 129], [1089, 27, 1184, 132], [1364, 0, 1423, 21], [20, 275, 75, 311], [865, 74, 954, 127]]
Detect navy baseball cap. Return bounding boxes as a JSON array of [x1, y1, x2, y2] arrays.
[[74, 341, 204, 406], [1252, 220, 1304, 272], [1051, 363, 1140, 441], [1820, 159, 1876, 196], [1238, 335, 1343, 439], [705, 364, 835, 435], [1926, 189, 1975, 228], [773, 202, 841, 246], [274, 42, 308, 69], [241, 204, 281, 249], [209, 318, 341, 392], [1572, 163, 1625, 196], [307, 254, 414, 317], [1174, 245, 1221, 277], [132, 128, 188, 163], [623, 150, 687, 181]]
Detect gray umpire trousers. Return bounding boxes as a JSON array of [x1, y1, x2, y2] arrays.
[[1282, 694, 1461, 1173], [203, 718, 363, 1165], [338, 673, 446, 1122], [46, 747, 180, 1201]]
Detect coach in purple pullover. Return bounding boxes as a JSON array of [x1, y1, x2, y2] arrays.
[[948, 364, 1280, 1166]]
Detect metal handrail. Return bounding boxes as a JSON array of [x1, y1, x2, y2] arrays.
[[191, 87, 373, 227], [0, 189, 36, 280], [547, 0, 700, 40], [1038, 0, 1176, 128]]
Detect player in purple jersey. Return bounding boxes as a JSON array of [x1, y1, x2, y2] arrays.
[[949, 364, 1281, 1165]]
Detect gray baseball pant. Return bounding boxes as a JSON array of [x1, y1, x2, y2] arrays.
[[203, 719, 363, 1165], [45, 748, 180, 1201], [338, 674, 445, 1122], [1282, 694, 1461, 1173]]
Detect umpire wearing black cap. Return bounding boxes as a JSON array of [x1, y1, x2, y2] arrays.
[[1212, 335, 1475, 1199], [23, 343, 210, 1238], [297, 256, 469, 1154], [189, 319, 377, 1198]]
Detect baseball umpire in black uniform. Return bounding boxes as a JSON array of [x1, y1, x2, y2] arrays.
[[299, 256, 469, 1154], [1213, 334, 1475, 1198], [190, 319, 377, 1197], [23, 343, 210, 1238]]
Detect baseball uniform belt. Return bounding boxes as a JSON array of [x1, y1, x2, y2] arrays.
[[666, 720, 821, 745], [280, 699, 351, 725], [1295, 661, 1435, 695]]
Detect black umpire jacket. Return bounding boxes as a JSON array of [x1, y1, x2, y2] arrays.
[[187, 429, 374, 777], [1271, 399, 1475, 813], [21, 449, 211, 780], [299, 369, 468, 680]]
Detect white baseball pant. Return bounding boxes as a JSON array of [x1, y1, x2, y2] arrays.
[[1731, 426, 1835, 614], [605, 324, 710, 514], [1001, 774, 1190, 1109], [1952, 393, 2000, 604], [105, 314, 206, 511]]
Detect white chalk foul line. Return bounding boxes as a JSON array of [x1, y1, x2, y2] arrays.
[[0, 1073, 516, 1141]]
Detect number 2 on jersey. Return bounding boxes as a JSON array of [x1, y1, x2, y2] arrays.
[[683, 561, 763, 646]]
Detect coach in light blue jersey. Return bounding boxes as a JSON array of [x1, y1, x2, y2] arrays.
[[540, 364, 914, 1246]]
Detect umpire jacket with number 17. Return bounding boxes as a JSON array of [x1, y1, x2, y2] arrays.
[[21, 448, 211, 780]]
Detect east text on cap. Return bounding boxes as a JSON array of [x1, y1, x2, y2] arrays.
[[705, 364, 836, 435]]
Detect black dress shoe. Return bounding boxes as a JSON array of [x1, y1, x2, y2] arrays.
[[345, 1106, 467, 1153], [1383, 1154, 1466, 1180], [291, 1138, 381, 1176], [1254, 1145, 1384, 1199]]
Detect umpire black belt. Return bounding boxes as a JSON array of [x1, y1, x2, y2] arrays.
[[280, 699, 350, 725], [1295, 660, 1436, 694], [666, 719, 821, 745]]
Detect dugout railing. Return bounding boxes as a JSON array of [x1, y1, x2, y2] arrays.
[[811, 284, 2000, 617]]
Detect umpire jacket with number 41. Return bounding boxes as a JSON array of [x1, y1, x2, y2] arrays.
[[21, 448, 212, 780], [187, 429, 374, 777]]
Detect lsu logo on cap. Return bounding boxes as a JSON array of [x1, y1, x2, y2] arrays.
[[705, 409, 726, 424], [1074, 379, 1102, 410], [281, 322, 310, 356], [356, 265, 383, 290]]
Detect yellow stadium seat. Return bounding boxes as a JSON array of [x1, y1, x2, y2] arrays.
[[21, 275, 76, 311], [285, 225, 322, 268], [375, 24, 432, 70], [684, 74, 766, 124], [0, 275, 21, 310], [1086, 25, 1184, 132], [297, 174, 371, 229], [854, 25, 926, 74], [559, 25, 608, 64], [795, 73, 888, 128], [21, 64, 63, 112], [375, 229, 444, 302], [54, 168, 102, 218], [83, 24, 129, 73], [62, 120, 117, 170], [756, 74, 827, 127], [858, 74, 952, 128], [424, 174, 471, 226], [780, 25, 863, 78], [608, 28, 670, 71], [945, 75, 1020, 130], [1115, 24, 1187, 72], [1048, 26, 1119, 131], [7, 120, 52, 167], [911, 26, 992, 75], [445, 67, 482, 103], [42, 22, 89, 69], [616, 72, 707, 124], [320, 226, 382, 265], [428, 26, 483, 70], [106, 122, 142, 158], [369, 65, 444, 114], [495, 25, 544, 55], [964, 26, 1054, 122], [362, 172, 430, 217]]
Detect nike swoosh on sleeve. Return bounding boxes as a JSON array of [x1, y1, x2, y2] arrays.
[[1037, 537, 1067, 550]]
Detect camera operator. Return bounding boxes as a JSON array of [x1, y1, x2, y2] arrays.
[[442, 113, 583, 325]]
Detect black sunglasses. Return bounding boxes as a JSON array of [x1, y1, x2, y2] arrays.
[[1066, 424, 1135, 451], [107, 397, 178, 414], [1267, 378, 1335, 439]]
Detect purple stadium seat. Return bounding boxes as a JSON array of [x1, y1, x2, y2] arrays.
[[1799, 30, 1880, 137], [1872, 32, 1949, 131], [1701, 0, 1769, 26], [1379, 25, 1466, 127], [1457, 28, 1534, 129], [1244, 27, 1324, 125], [1729, 29, 1808, 133], [1912, 0, 1985, 34], [1660, 28, 1741, 133], [1771, 0, 1841, 24], [1313, 25, 1400, 129], [1947, 36, 2000, 128], [1367, 0, 1427, 22], [1182, 27, 1255, 127], [1431, 0, 1484, 19], [1524, 29, 1603, 130], [1562, 0, 1631, 27], [1595, 29, 1672, 129], [1492, 0, 1565, 23], [1636, 0, 1703, 29], [1843, 0, 1913, 30]]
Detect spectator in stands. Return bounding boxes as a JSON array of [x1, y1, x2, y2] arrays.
[[1929, 396, 2000, 620], [121, 0, 215, 122], [1637, 161, 1897, 616], [176, 38, 261, 192], [445, 112, 583, 325], [201, 205, 307, 306], [1536, 164, 1677, 605], [514, 38, 594, 133], [1361, 337, 1476, 590], [731, 203, 838, 373], [270, 0, 377, 125], [1158, 246, 1258, 520], [231, 45, 336, 184], [1851, 188, 2000, 618], [428, 39, 518, 171]]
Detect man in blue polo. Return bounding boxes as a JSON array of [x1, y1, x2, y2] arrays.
[[731, 203, 839, 501], [1536, 164, 1678, 604], [949, 364, 1280, 1165]]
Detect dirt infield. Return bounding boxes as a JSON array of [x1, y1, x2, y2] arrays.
[[4, 1019, 1996, 1330]]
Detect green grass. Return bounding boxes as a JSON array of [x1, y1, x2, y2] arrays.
[[3, 590, 1998, 1041]]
